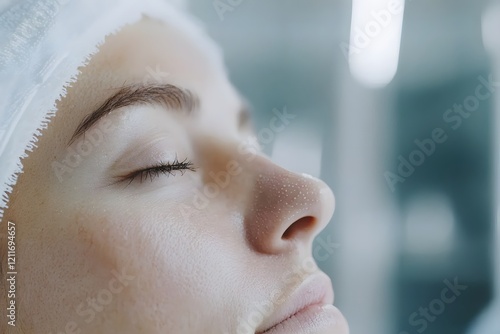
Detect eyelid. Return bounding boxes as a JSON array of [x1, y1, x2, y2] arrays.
[[111, 135, 178, 175]]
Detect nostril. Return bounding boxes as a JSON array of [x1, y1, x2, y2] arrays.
[[282, 216, 316, 240]]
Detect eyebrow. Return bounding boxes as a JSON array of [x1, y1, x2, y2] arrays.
[[68, 83, 199, 145]]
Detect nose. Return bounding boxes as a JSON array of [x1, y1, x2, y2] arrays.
[[244, 155, 335, 254]]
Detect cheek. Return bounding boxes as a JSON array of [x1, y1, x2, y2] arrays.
[[71, 204, 211, 304], [16, 196, 249, 331], [100, 202, 246, 325], [14, 208, 135, 332]]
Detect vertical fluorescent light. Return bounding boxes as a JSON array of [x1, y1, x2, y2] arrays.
[[348, 0, 406, 87], [482, 1, 500, 54], [482, 1, 500, 299]]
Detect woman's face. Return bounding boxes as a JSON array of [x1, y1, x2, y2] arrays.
[[3, 17, 348, 334]]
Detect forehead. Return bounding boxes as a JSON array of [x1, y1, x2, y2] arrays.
[[89, 18, 224, 86], [57, 16, 242, 139], [72, 17, 228, 103]]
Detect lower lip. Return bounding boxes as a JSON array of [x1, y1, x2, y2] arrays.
[[262, 303, 348, 334]]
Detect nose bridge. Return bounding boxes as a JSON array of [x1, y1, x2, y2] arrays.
[[193, 133, 335, 254], [192, 134, 257, 207]]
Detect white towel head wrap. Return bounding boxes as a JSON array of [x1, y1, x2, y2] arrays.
[[0, 0, 214, 222]]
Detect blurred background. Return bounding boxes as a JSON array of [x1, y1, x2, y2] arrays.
[[189, 1, 499, 333]]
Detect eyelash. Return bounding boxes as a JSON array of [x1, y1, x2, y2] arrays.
[[117, 158, 196, 185]]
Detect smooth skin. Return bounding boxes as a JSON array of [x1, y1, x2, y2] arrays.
[[0, 15, 348, 334]]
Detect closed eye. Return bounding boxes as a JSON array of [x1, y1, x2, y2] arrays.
[[114, 158, 196, 186]]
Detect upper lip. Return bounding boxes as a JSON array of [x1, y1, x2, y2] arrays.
[[257, 271, 334, 333]]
